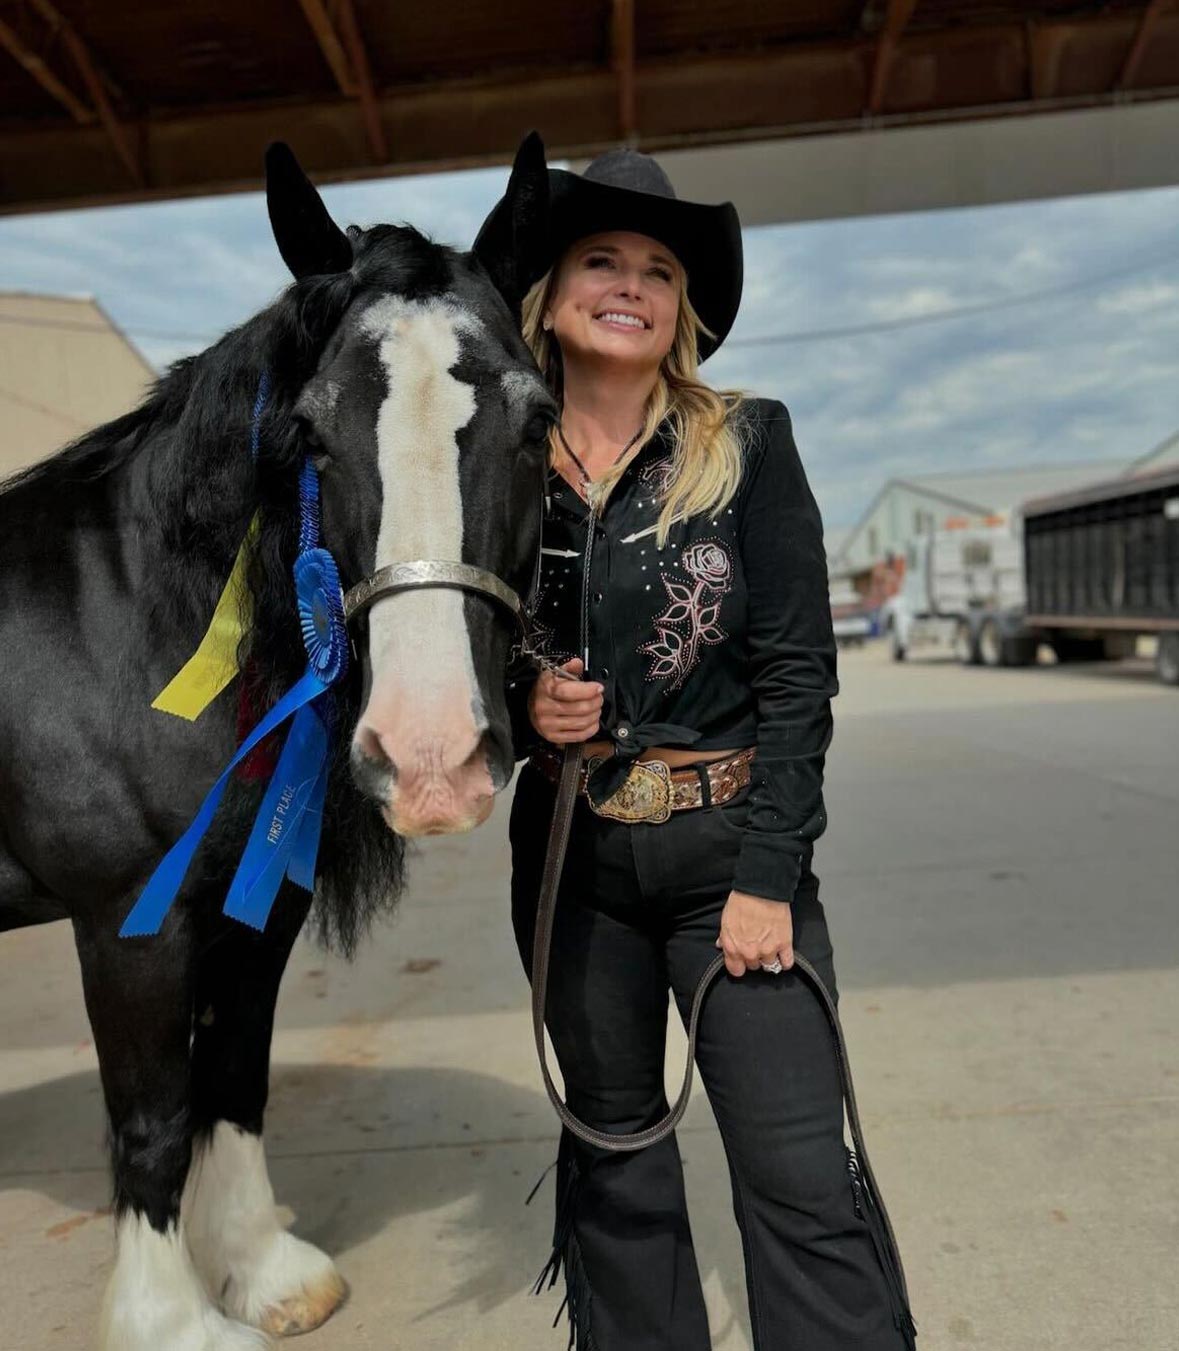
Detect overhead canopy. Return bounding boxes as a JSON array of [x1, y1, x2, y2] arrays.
[[0, 0, 1177, 216]]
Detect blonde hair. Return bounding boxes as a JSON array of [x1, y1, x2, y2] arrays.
[[521, 262, 746, 549]]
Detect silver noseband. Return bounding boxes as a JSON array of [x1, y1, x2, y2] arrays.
[[342, 559, 524, 628]]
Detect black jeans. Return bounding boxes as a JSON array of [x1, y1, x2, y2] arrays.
[[509, 761, 915, 1351]]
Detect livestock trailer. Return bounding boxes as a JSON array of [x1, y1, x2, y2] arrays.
[[1022, 463, 1179, 685]]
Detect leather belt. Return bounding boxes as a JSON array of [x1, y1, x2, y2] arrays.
[[529, 745, 755, 823]]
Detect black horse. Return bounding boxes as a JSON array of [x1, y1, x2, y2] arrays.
[[0, 139, 551, 1349]]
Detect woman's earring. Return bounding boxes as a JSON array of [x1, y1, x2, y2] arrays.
[[542, 315, 553, 331]]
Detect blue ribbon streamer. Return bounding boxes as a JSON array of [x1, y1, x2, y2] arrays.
[[121, 372, 350, 940], [222, 700, 330, 931], [119, 669, 330, 937], [287, 754, 330, 893]]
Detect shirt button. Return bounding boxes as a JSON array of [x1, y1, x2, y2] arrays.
[[594, 591, 603, 603], [616, 723, 630, 738], [601, 667, 611, 678]]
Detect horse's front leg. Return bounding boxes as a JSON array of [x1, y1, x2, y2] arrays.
[[187, 888, 347, 1337], [73, 916, 269, 1351]]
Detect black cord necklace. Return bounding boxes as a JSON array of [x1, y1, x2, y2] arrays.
[[557, 423, 644, 499]]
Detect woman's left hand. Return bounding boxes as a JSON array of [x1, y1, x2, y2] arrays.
[[715, 890, 794, 978]]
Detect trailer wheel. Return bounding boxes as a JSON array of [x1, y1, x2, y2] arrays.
[[953, 619, 979, 665], [978, 619, 1004, 668], [1157, 633, 1179, 687], [1003, 636, 1037, 667]]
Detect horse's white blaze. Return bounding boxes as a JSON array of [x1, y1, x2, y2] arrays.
[[100, 1212, 269, 1351], [183, 1122, 343, 1332], [360, 295, 485, 768]]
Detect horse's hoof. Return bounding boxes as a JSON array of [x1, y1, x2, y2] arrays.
[[258, 1268, 349, 1337]]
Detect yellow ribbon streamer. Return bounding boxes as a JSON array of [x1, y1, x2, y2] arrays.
[[152, 514, 258, 722]]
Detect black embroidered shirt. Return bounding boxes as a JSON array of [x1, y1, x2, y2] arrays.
[[505, 398, 838, 905]]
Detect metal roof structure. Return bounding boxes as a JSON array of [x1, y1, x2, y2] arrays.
[[1, 1, 1177, 216], [1023, 458, 1179, 513]]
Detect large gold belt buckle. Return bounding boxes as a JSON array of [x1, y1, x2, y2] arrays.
[[585, 756, 673, 823]]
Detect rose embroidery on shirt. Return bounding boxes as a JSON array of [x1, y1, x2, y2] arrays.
[[682, 541, 731, 589], [639, 540, 732, 689]]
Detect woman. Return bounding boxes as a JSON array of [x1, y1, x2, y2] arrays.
[[477, 144, 916, 1351]]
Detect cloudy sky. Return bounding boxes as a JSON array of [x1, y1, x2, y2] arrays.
[[1, 163, 1176, 530]]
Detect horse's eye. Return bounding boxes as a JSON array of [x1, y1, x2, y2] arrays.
[[522, 413, 553, 447]]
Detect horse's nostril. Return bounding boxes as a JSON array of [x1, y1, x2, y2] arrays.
[[354, 724, 395, 778]]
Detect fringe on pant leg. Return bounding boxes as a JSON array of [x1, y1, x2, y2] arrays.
[[847, 1148, 918, 1349], [527, 1129, 598, 1350]]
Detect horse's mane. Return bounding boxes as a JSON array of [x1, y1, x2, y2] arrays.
[[7, 223, 459, 955]]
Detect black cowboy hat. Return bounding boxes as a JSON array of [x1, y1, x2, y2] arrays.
[[473, 134, 743, 362]]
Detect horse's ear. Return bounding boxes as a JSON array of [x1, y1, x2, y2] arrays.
[[472, 131, 549, 315], [265, 142, 353, 280]]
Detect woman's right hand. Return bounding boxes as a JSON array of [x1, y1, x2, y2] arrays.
[[528, 658, 604, 744]]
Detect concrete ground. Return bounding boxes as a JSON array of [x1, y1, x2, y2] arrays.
[[2, 642, 1176, 1350]]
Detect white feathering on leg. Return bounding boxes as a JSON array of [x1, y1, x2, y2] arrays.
[[184, 1121, 347, 1336], [100, 1211, 271, 1351]]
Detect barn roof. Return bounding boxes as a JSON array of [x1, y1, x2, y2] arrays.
[[901, 460, 1131, 514], [1, 1, 1176, 214]]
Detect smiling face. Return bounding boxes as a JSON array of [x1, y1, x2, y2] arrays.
[[546, 230, 682, 376]]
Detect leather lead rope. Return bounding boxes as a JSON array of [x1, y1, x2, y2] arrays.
[[529, 740, 913, 1310]]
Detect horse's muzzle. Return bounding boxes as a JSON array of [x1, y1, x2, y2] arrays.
[[349, 722, 497, 837]]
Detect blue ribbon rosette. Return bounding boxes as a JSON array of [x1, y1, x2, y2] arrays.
[[120, 457, 349, 938]]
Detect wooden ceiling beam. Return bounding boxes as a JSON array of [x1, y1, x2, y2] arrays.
[[1026, 21, 1068, 101], [0, 10, 93, 123], [1116, 0, 1173, 91], [295, 0, 357, 96], [296, 0, 386, 162], [334, 0, 387, 162], [866, 0, 920, 115], [611, 0, 637, 142], [16, 0, 144, 187]]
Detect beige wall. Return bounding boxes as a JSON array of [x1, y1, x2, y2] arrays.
[[0, 293, 154, 479]]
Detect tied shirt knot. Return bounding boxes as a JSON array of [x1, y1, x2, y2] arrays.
[[585, 720, 702, 806]]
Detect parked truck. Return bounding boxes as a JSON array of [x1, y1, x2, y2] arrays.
[[884, 463, 1179, 686], [829, 579, 875, 647]]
